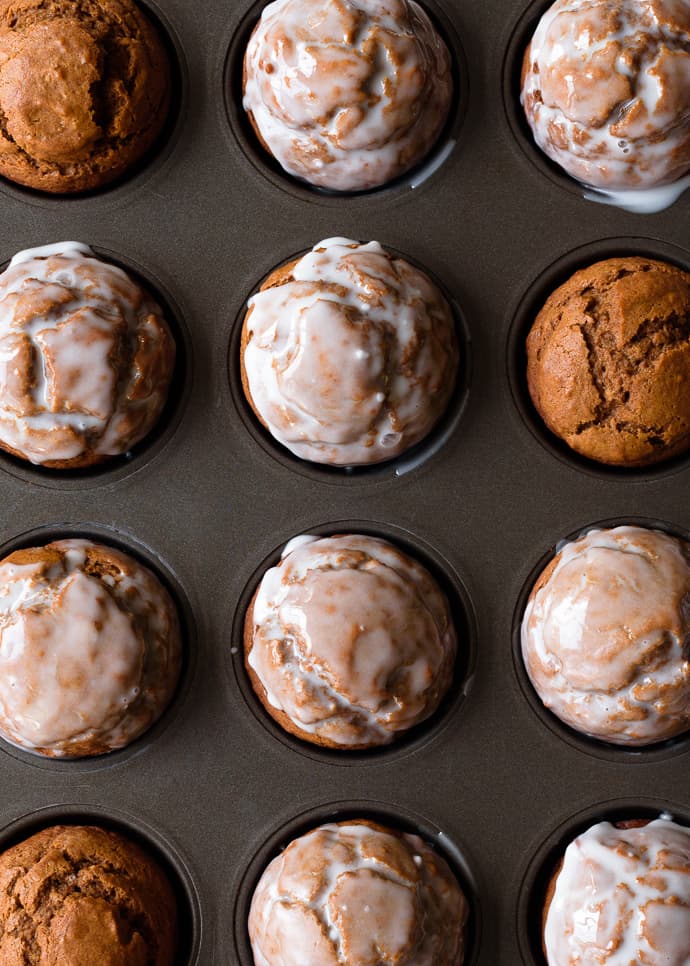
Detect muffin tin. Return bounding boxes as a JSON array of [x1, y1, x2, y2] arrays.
[[0, 0, 688, 962]]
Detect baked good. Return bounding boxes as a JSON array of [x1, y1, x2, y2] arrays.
[[0, 538, 182, 758], [521, 525, 690, 746], [248, 819, 468, 965], [242, 0, 453, 191], [525, 256, 690, 467], [0, 242, 175, 468], [0, 824, 177, 964], [241, 237, 458, 466], [520, 0, 690, 197], [244, 533, 457, 749], [0, 0, 171, 194], [543, 817, 690, 965]]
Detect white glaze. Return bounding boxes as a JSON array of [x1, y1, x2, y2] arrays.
[[248, 822, 467, 966], [0, 242, 173, 464], [521, 526, 690, 745], [0, 539, 181, 757], [242, 237, 458, 466], [248, 533, 457, 747], [545, 817, 690, 965], [242, 0, 453, 191], [521, 0, 690, 211]]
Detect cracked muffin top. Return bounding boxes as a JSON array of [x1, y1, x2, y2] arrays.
[[521, 525, 690, 746], [244, 533, 458, 749], [0, 824, 178, 964], [0, 538, 182, 758], [0, 0, 171, 194], [526, 256, 690, 467], [242, 0, 453, 191], [241, 237, 459, 467], [248, 820, 468, 965]]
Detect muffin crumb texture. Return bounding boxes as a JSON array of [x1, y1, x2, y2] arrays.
[[249, 821, 468, 966], [526, 257, 690, 466], [0, 824, 178, 965], [0, 0, 171, 193]]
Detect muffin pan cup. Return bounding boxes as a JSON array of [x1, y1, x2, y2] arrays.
[[0, 0, 688, 963]]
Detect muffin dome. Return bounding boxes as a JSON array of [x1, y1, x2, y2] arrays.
[[0, 0, 171, 193], [242, 0, 453, 191]]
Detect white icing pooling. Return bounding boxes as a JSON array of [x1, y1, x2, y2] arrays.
[[521, 0, 690, 211], [248, 822, 468, 966], [243, 237, 458, 467], [522, 526, 690, 745], [545, 817, 690, 965], [0, 241, 174, 465], [0, 539, 182, 757], [242, 0, 453, 191], [248, 533, 457, 747]]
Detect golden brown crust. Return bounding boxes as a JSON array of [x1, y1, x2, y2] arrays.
[[526, 256, 690, 467], [0, 824, 177, 964], [0, 0, 171, 194]]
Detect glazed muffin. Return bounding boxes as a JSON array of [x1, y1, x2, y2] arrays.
[[244, 533, 457, 749], [0, 538, 182, 758], [526, 256, 690, 467], [249, 820, 468, 965], [241, 238, 458, 467], [521, 0, 690, 199], [0, 824, 178, 964], [521, 525, 690, 746], [242, 0, 453, 191], [0, 0, 171, 193], [0, 242, 175, 468], [543, 817, 690, 965]]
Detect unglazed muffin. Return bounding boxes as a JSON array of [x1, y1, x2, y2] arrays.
[[0, 538, 182, 758], [244, 533, 457, 749], [520, 0, 690, 201], [526, 256, 690, 467], [0, 242, 175, 468], [241, 238, 458, 467], [521, 525, 690, 745], [543, 817, 690, 965], [248, 820, 468, 965], [0, 0, 171, 193], [242, 0, 453, 191], [0, 824, 178, 964]]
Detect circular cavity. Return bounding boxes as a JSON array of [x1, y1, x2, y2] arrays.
[[0, 243, 191, 489], [0, 0, 183, 199], [233, 801, 481, 966], [517, 800, 690, 966], [0, 522, 194, 770], [223, 0, 467, 204], [229, 243, 471, 483], [507, 237, 690, 481], [502, 0, 690, 213], [231, 521, 476, 765], [513, 516, 690, 762], [0, 802, 201, 966]]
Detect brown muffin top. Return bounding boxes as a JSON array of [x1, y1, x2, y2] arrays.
[[0, 824, 178, 965], [526, 256, 690, 466], [0, 0, 171, 193]]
